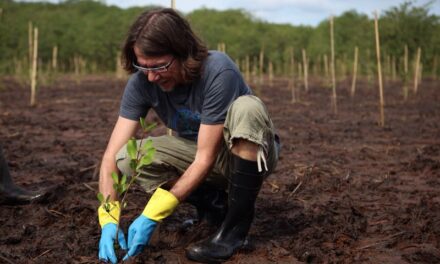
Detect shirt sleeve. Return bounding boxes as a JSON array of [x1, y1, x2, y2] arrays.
[[201, 69, 243, 125], [119, 73, 151, 121]]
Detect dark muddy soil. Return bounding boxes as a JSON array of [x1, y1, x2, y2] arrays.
[[0, 75, 439, 264]]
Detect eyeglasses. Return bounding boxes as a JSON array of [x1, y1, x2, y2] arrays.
[[132, 58, 174, 73]]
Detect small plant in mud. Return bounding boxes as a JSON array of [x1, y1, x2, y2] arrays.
[[97, 117, 156, 241]]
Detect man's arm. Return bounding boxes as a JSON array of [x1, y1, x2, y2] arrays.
[[169, 123, 224, 201], [99, 116, 139, 201]]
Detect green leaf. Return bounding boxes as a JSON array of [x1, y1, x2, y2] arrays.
[[129, 159, 137, 170], [121, 175, 127, 185], [145, 122, 157, 132], [146, 148, 156, 157], [139, 117, 146, 130], [136, 154, 154, 170], [127, 138, 138, 160], [141, 139, 154, 153], [111, 172, 119, 184], [113, 183, 119, 191], [97, 192, 105, 203]]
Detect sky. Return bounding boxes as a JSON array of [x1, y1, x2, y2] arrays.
[[20, 0, 440, 26]]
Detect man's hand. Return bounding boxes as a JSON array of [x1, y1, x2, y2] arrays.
[[123, 188, 179, 260], [97, 201, 127, 263], [123, 215, 157, 260], [99, 223, 128, 264]]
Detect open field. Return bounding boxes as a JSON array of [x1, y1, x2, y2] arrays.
[[0, 76, 439, 263]]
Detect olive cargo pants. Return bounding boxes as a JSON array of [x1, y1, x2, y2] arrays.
[[116, 95, 280, 192]]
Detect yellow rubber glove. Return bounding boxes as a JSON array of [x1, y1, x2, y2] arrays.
[[98, 201, 121, 227], [97, 201, 127, 264], [142, 188, 179, 221], [124, 188, 179, 260]]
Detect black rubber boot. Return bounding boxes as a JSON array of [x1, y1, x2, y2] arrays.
[[0, 147, 47, 205], [185, 184, 228, 227], [186, 154, 264, 263]]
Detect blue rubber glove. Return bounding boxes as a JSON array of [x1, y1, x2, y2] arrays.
[[123, 215, 157, 260], [99, 223, 128, 264]]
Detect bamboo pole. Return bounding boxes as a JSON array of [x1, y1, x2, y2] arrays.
[[259, 48, 264, 85], [52, 45, 58, 71], [374, 11, 385, 127], [171, 0, 176, 9], [245, 55, 250, 83], [290, 47, 296, 103], [385, 54, 391, 82], [289, 79, 296, 103], [330, 16, 337, 114], [116, 51, 124, 79], [290, 47, 295, 77], [268, 61, 273, 87], [302, 48, 308, 92], [413, 47, 421, 94], [350, 46, 359, 97], [403, 44, 409, 100], [30, 27, 38, 107]]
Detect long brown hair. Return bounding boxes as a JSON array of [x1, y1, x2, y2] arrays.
[[122, 8, 208, 83]]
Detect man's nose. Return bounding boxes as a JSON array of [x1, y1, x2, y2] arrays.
[[146, 71, 160, 82]]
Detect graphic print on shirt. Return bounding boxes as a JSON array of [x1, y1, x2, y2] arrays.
[[171, 108, 201, 140]]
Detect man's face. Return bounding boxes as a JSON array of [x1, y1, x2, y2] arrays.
[[133, 46, 182, 92]]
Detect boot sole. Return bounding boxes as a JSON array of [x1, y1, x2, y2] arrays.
[[185, 249, 227, 264]]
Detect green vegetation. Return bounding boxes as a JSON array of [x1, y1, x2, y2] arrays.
[[0, 0, 438, 76], [98, 117, 156, 234]]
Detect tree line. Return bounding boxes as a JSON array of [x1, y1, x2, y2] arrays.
[[0, 0, 438, 77]]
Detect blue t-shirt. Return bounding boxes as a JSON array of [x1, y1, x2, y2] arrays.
[[119, 51, 252, 141]]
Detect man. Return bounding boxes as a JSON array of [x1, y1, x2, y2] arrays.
[[0, 145, 47, 205], [97, 8, 280, 263]]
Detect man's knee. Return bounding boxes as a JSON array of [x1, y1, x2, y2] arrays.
[[231, 139, 258, 161]]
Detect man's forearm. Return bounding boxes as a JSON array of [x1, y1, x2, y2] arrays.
[[99, 155, 119, 201], [169, 159, 214, 202]]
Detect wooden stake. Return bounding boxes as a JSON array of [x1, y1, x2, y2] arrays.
[[169, 0, 175, 137], [302, 48, 308, 92], [30, 27, 38, 107], [268, 61, 273, 87], [289, 79, 296, 103], [52, 45, 58, 71], [330, 16, 337, 114], [403, 44, 409, 100], [374, 11, 385, 127], [350, 46, 358, 97], [245, 55, 250, 83], [116, 51, 124, 79], [259, 48, 264, 85], [413, 47, 421, 93]]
